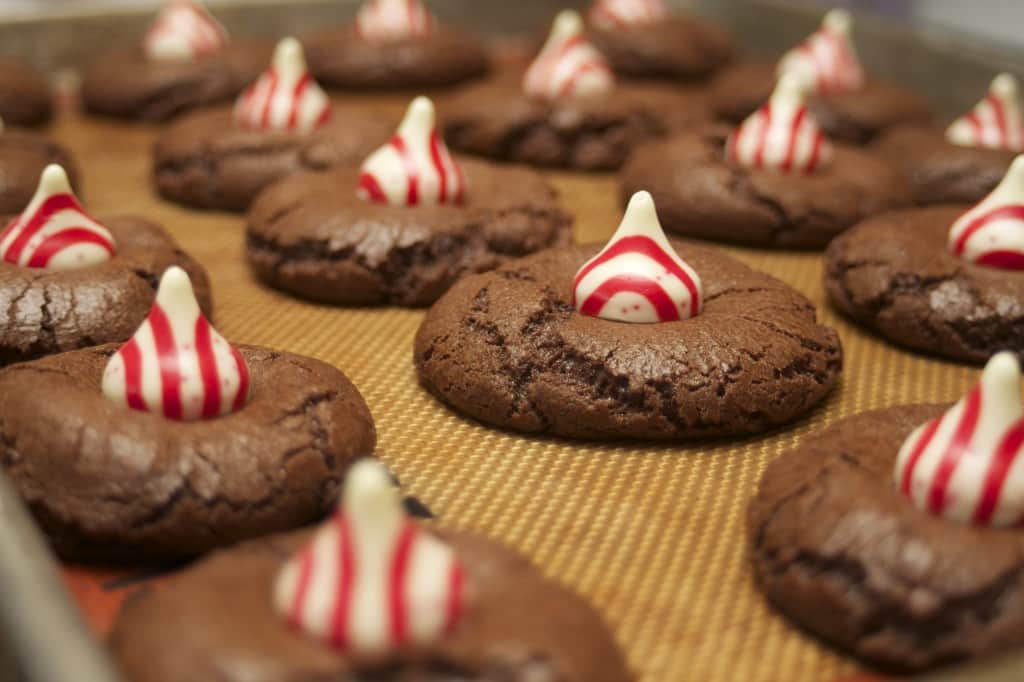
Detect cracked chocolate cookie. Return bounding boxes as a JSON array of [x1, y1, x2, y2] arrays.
[[304, 26, 489, 91], [873, 125, 1016, 206], [153, 103, 395, 212], [247, 160, 572, 307], [0, 129, 79, 216], [748, 404, 1024, 671], [81, 42, 271, 121], [110, 477, 632, 682], [620, 126, 911, 249], [586, 11, 733, 81], [710, 60, 932, 145], [414, 241, 842, 440], [0, 344, 376, 561], [0, 58, 52, 127], [825, 205, 1024, 364], [442, 73, 710, 172], [1, 216, 211, 365]]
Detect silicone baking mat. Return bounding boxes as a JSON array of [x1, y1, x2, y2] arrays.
[[50, 97, 976, 682]]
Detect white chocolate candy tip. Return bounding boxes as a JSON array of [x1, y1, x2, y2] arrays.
[[154, 265, 198, 311], [571, 191, 703, 324], [993, 73, 1020, 98], [273, 459, 466, 655], [822, 8, 852, 34], [272, 36, 305, 70], [554, 9, 585, 35], [38, 164, 73, 197], [357, 96, 464, 207], [895, 351, 1024, 527], [355, 0, 435, 42]]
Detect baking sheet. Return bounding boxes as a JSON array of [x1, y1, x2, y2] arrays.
[[37, 94, 985, 681]]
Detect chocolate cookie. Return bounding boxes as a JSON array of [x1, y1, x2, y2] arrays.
[[874, 125, 1015, 205], [587, 14, 733, 81], [709, 60, 933, 145], [0, 57, 52, 127], [0, 345, 376, 561], [81, 43, 270, 121], [0, 130, 79, 216], [304, 27, 489, 90], [442, 74, 710, 171], [749, 405, 1024, 671], [0, 217, 210, 365], [415, 241, 842, 440], [110, 528, 632, 682], [620, 126, 911, 249], [153, 105, 396, 212], [825, 206, 1024, 364], [247, 161, 573, 306]]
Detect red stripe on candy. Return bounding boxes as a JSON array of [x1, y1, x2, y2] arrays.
[[927, 387, 982, 514], [390, 135, 420, 205], [288, 544, 316, 628], [428, 131, 448, 202], [781, 106, 806, 173], [24, 228, 113, 268], [358, 173, 388, 203], [988, 93, 1008, 148], [194, 316, 222, 419], [976, 250, 1024, 270], [580, 273, 681, 322], [148, 304, 184, 420], [120, 339, 148, 412], [753, 104, 771, 169], [259, 70, 279, 130], [973, 420, 1024, 525], [328, 514, 355, 649], [899, 417, 942, 496], [952, 204, 1024, 256], [288, 74, 311, 130], [388, 522, 417, 645]]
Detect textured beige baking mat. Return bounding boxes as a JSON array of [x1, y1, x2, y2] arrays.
[[54, 97, 978, 682]]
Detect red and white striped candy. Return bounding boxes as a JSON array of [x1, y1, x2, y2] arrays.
[[524, 10, 615, 100], [102, 266, 250, 422], [776, 9, 864, 94], [144, 0, 227, 62], [895, 352, 1024, 527], [726, 73, 832, 174], [572, 191, 702, 324], [949, 155, 1024, 270], [274, 459, 465, 656], [235, 38, 331, 134], [357, 97, 464, 206], [588, 0, 668, 30], [947, 74, 1024, 152], [355, 0, 435, 42], [0, 165, 115, 271]]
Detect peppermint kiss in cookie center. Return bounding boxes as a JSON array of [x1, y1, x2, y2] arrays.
[[524, 10, 615, 100], [235, 37, 331, 133], [572, 191, 703, 323], [949, 155, 1024, 270], [274, 459, 465, 656], [144, 0, 228, 62], [776, 9, 864, 94], [895, 352, 1024, 527], [102, 266, 251, 421], [355, 0, 435, 42], [357, 96, 465, 207], [0, 164, 116, 271], [726, 73, 833, 174], [947, 73, 1024, 152]]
